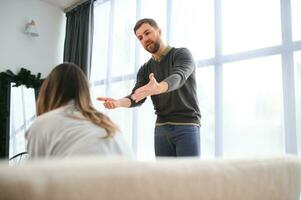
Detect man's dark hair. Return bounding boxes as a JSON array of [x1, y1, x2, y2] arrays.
[[133, 18, 159, 34]]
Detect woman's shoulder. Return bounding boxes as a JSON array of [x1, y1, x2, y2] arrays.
[[29, 107, 64, 131], [37, 106, 66, 121], [33, 101, 80, 123]]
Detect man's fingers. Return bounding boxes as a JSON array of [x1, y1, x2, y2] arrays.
[[97, 97, 108, 101], [131, 74, 158, 101], [131, 94, 144, 103], [97, 97, 117, 109], [133, 73, 156, 97], [149, 73, 157, 83], [132, 88, 147, 99], [103, 101, 116, 109], [132, 91, 147, 101], [97, 97, 115, 102], [149, 73, 154, 80], [135, 97, 144, 103], [133, 85, 148, 95]]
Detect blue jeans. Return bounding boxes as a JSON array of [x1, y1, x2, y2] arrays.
[[154, 124, 200, 157]]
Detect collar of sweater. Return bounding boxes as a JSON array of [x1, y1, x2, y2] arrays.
[[152, 46, 172, 62]]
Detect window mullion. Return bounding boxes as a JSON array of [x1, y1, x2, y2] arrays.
[[214, 0, 223, 157], [280, 0, 297, 154]]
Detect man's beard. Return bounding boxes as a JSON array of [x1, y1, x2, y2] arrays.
[[145, 41, 160, 54]]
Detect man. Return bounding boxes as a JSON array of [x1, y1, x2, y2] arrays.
[[97, 18, 201, 157]]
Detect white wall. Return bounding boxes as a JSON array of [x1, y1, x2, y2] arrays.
[[0, 0, 66, 78]]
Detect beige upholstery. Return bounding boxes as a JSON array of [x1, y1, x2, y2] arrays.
[[0, 155, 300, 200]]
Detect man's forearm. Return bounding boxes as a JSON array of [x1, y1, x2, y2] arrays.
[[163, 74, 183, 92], [117, 97, 132, 108]]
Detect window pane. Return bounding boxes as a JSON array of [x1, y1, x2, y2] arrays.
[[170, 0, 214, 60], [9, 83, 25, 158], [9, 130, 26, 159], [196, 66, 215, 158], [223, 55, 284, 157], [91, 2, 110, 81], [294, 51, 301, 155], [111, 0, 136, 76], [138, 0, 167, 65], [90, 81, 133, 148], [107, 81, 134, 148], [292, 0, 301, 41], [223, 0, 281, 54], [10, 85, 25, 130], [140, 0, 166, 38], [90, 84, 106, 113], [136, 99, 156, 161], [10, 85, 36, 158], [23, 87, 36, 120], [15, 130, 26, 154]]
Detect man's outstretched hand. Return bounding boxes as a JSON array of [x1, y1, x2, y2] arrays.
[[97, 97, 119, 109], [131, 73, 168, 103]]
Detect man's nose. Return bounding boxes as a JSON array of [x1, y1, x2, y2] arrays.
[[144, 38, 151, 45], [142, 38, 148, 45]]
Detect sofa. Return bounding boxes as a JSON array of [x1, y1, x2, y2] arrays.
[[0, 155, 300, 200]]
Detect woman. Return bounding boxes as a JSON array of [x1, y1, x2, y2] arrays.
[[26, 63, 132, 158]]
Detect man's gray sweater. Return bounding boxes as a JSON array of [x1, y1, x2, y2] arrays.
[[126, 47, 201, 125]]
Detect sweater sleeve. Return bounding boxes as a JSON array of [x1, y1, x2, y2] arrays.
[[164, 48, 196, 92]]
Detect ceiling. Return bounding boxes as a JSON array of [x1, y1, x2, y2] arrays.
[[40, 0, 83, 10]]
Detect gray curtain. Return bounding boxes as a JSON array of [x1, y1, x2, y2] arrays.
[[63, 0, 94, 78]]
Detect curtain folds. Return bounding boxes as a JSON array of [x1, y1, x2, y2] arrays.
[[64, 0, 94, 78]]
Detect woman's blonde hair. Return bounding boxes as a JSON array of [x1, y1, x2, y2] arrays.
[[37, 63, 119, 136]]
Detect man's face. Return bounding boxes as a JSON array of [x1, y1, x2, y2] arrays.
[[135, 23, 161, 54]]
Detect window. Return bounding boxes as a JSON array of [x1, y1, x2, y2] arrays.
[[292, 0, 301, 41], [90, 1, 110, 82], [109, 80, 134, 146], [9, 85, 36, 158], [138, 0, 167, 65], [90, 84, 106, 112], [294, 52, 301, 155], [140, 0, 166, 38], [136, 99, 156, 160], [92, 0, 299, 159], [196, 66, 215, 158], [223, 56, 284, 157], [223, 0, 281, 54], [169, 0, 214, 60], [111, 0, 136, 77]]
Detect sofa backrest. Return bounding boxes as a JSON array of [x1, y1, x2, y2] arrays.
[[0, 156, 300, 200]]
